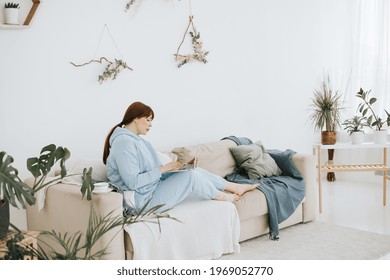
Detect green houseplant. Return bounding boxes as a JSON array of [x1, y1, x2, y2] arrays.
[[3, 2, 20, 25], [309, 75, 344, 144], [0, 145, 73, 237], [342, 115, 368, 144], [0, 144, 94, 244], [0, 144, 172, 259], [356, 88, 390, 144], [308, 75, 344, 182], [4, 2, 20, 8]]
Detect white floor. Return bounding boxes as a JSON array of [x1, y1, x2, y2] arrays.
[[316, 178, 390, 235]]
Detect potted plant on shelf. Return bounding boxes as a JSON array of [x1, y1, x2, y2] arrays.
[[342, 115, 368, 144], [308, 75, 344, 182], [3, 2, 20, 25], [356, 88, 390, 144], [309, 75, 344, 144]]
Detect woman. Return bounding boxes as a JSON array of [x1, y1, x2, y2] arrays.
[[103, 101, 258, 213]]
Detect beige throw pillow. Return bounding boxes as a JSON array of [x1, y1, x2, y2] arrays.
[[64, 159, 107, 184], [230, 141, 282, 179], [171, 140, 237, 177]]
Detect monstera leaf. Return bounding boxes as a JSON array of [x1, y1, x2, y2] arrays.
[[26, 144, 70, 192], [80, 167, 94, 201], [0, 152, 35, 208], [1, 143, 95, 207]]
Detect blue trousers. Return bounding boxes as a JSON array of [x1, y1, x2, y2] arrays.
[[146, 168, 227, 212]]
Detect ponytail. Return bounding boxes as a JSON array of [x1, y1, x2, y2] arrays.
[[102, 123, 122, 164]]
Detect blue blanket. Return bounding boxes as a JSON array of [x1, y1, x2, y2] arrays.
[[223, 137, 305, 240]]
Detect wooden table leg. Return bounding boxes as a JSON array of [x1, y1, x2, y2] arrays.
[[317, 147, 323, 213], [384, 147, 387, 206], [327, 149, 336, 182]]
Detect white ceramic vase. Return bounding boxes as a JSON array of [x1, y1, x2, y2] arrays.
[[373, 129, 388, 144], [3, 8, 19, 25], [351, 131, 364, 145]]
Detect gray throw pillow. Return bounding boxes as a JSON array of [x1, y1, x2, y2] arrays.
[[230, 141, 282, 179]]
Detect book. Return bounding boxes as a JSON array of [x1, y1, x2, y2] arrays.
[[170, 142, 199, 172], [170, 157, 198, 172]]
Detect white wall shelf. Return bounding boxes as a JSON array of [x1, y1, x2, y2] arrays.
[[0, 23, 29, 29]]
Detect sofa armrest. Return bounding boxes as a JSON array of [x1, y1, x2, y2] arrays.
[[291, 153, 317, 222], [25, 179, 125, 260]]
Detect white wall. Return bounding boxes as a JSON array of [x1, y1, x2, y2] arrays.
[[0, 0, 352, 228]]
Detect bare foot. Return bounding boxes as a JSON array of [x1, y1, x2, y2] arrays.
[[226, 182, 259, 196], [215, 191, 240, 203]]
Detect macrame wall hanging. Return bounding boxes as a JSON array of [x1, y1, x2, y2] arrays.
[[70, 25, 133, 84], [174, 1, 209, 68]]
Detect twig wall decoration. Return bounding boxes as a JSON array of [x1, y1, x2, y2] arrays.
[[125, 0, 137, 12], [69, 25, 133, 84], [174, 15, 209, 68], [70, 58, 133, 84], [125, 0, 181, 13]]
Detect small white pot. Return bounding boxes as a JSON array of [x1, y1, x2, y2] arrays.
[[373, 129, 388, 144], [3, 8, 19, 25], [351, 131, 364, 144]]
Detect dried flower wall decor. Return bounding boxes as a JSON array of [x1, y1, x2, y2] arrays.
[[124, 0, 181, 13], [70, 57, 133, 84], [69, 25, 133, 84], [174, 15, 209, 68], [125, 0, 136, 11]]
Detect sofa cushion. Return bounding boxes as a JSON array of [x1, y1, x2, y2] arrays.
[[171, 139, 237, 177], [65, 159, 108, 184], [230, 141, 282, 179]]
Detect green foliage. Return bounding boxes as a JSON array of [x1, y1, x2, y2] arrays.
[[1, 144, 93, 209], [26, 144, 70, 192], [177, 31, 209, 68], [80, 167, 94, 201], [190, 31, 209, 64], [175, 16, 209, 68], [0, 152, 35, 208], [1, 144, 175, 260], [70, 57, 133, 84], [125, 0, 136, 11], [98, 59, 132, 84], [2, 232, 35, 260], [309, 76, 344, 132], [356, 88, 390, 131], [21, 202, 176, 260], [4, 2, 20, 9], [342, 115, 368, 135]]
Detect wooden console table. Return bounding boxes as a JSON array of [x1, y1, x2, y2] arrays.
[[313, 143, 390, 213]]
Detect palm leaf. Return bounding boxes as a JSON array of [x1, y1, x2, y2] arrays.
[[35, 231, 83, 260], [309, 76, 344, 132], [31, 199, 180, 259]]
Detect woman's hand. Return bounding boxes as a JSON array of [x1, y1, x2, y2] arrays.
[[187, 157, 198, 168], [160, 161, 184, 174]]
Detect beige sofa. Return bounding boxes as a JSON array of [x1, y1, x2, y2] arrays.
[[26, 139, 316, 259]]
